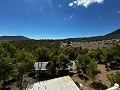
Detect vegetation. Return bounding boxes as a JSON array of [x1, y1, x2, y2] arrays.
[[16, 49, 35, 90], [0, 40, 120, 89], [107, 72, 120, 86], [86, 60, 99, 81], [46, 54, 59, 76], [63, 34, 120, 43], [10, 40, 61, 51], [0, 42, 17, 90], [34, 46, 50, 74]]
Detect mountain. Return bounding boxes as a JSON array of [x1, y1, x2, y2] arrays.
[[106, 28, 120, 35], [5, 28, 120, 50], [0, 36, 30, 41], [1, 28, 120, 42], [63, 28, 120, 43]]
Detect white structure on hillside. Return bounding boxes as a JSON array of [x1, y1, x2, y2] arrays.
[[106, 83, 119, 90], [34, 62, 48, 71], [26, 76, 80, 90], [34, 61, 77, 71]]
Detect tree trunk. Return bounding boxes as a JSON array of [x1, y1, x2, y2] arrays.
[[20, 75, 23, 90]]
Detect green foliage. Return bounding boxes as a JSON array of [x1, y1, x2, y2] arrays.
[[0, 42, 17, 58], [46, 54, 59, 76], [16, 49, 35, 74], [0, 42, 16, 89], [58, 53, 70, 70], [0, 39, 120, 89], [86, 60, 99, 80], [10, 40, 61, 51], [75, 46, 83, 55], [99, 44, 120, 69], [76, 54, 91, 74], [88, 48, 102, 62], [0, 57, 14, 79], [34, 46, 50, 62], [16, 49, 35, 89], [107, 72, 120, 86], [46, 53, 71, 76], [76, 53, 99, 81], [63, 47, 76, 60]]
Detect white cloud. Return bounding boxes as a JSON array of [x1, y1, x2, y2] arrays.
[[69, 0, 104, 8], [25, 0, 28, 5], [39, 7, 43, 11], [69, 3, 74, 7], [98, 17, 102, 19], [59, 5, 61, 7], [70, 15, 74, 19], [63, 18, 70, 21], [118, 11, 120, 14]]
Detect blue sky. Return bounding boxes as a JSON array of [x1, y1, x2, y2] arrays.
[[0, 0, 120, 39]]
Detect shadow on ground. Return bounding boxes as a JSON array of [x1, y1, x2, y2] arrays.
[[90, 81, 108, 90]]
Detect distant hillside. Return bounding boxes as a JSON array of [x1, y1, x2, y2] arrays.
[[63, 34, 120, 43], [8, 28, 120, 50], [63, 29, 120, 43], [1, 28, 120, 42], [0, 36, 30, 41], [106, 28, 120, 35]]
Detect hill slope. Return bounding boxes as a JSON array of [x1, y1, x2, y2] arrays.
[[0, 36, 30, 41], [63, 29, 120, 42], [1, 28, 120, 42], [106, 28, 120, 35]]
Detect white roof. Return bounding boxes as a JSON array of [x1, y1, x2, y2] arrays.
[[26, 76, 80, 90]]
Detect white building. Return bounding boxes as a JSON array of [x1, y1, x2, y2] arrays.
[[26, 76, 80, 90], [34, 61, 77, 71]]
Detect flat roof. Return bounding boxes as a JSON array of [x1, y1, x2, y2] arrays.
[[26, 76, 80, 90]]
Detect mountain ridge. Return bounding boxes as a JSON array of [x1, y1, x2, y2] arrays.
[[0, 35, 30, 41], [0, 28, 120, 41], [106, 28, 120, 35]]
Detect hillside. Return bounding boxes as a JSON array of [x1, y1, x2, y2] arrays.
[[63, 29, 120, 43], [1, 28, 120, 50], [106, 28, 120, 35], [61, 29, 120, 49], [63, 34, 120, 43], [0, 36, 30, 41], [1, 28, 120, 42]]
